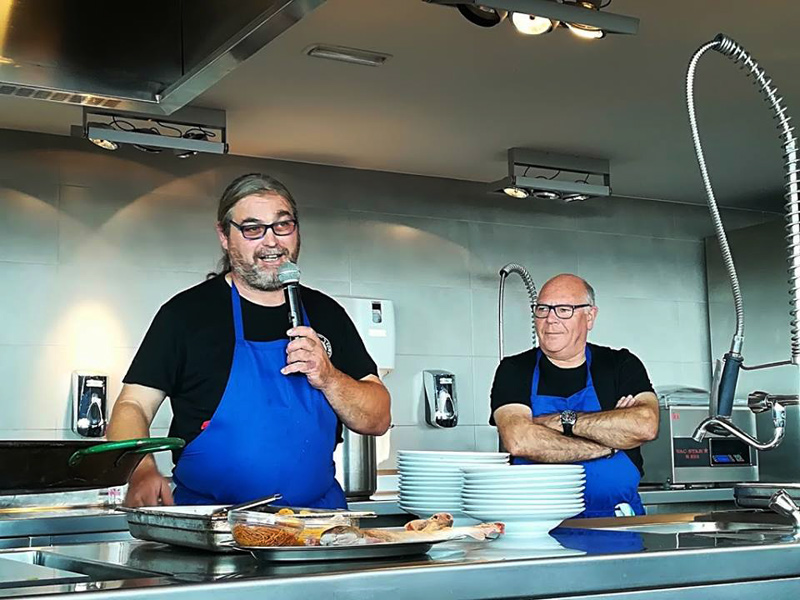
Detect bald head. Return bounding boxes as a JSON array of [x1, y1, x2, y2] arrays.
[[535, 273, 598, 365], [539, 274, 595, 306]]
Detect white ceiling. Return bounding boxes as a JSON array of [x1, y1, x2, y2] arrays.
[[1, 0, 798, 210]]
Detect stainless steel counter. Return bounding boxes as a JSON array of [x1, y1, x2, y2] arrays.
[[0, 487, 739, 548], [1, 511, 800, 600]]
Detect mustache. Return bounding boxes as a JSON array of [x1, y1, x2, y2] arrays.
[[255, 249, 289, 259]]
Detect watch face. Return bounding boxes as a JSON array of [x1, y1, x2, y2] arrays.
[[562, 410, 577, 424]]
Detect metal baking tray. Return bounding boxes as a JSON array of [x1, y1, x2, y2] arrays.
[[121, 505, 238, 553], [242, 538, 446, 562], [734, 482, 800, 509], [119, 504, 378, 554]]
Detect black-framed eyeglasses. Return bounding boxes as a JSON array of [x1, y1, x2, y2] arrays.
[[229, 218, 297, 240], [534, 303, 592, 319]]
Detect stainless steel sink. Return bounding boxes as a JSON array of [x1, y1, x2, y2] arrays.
[[0, 549, 160, 585], [593, 521, 791, 535], [566, 511, 797, 536]]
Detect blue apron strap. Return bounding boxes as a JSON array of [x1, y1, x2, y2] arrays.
[[584, 346, 594, 388], [230, 282, 245, 342], [531, 349, 543, 394]]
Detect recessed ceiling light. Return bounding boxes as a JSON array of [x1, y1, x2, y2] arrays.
[[457, 4, 507, 27], [503, 186, 530, 199], [511, 13, 557, 35], [305, 44, 392, 67], [532, 190, 562, 200], [86, 122, 118, 151], [563, 193, 591, 202]]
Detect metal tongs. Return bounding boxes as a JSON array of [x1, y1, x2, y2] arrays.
[[210, 493, 283, 519]]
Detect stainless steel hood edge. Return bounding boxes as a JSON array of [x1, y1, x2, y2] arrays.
[[155, 0, 327, 115], [0, 0, 326, 116]]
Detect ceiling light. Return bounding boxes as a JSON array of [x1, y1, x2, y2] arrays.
[[86, 123, 118, 151], [566, 23, 605, 39], [174, 131, 211, 159], [564, 0, 605, 39], [74, 106, 228, 157], [425, 1, 638, 36], [563, 193, 591, 202], [305, 44, 392, 67], [511, 12, 556, 35], [457, 3, 507, 27], [132, 127, 163, 154], [488, 148, 611, 202], [504, 186, 530, 198]]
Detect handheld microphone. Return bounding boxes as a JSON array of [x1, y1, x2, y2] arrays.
[[277, 260, 303, 332]]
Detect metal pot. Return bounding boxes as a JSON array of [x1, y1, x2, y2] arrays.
[[335, 428, 377, 501]]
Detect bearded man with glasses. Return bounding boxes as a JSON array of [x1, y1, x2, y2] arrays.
[[491, 274, 659, 518], [107, 173, 390, 509]]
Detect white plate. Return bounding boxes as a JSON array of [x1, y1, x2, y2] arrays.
[[398, 461, 509, 469], [399, 482, 462, 489], [462, 497, 584, 507], [463, 474, 585, 484], [464, 506, 583, 517], [462, 491, 583, 500], [463, 504, 585, 514], [463, 483, 585, 493], [399, 505, 463, 513], [398, 489, 461, 501], [461, 464, 583, 474], [399, 494, 461, 501], [398, 451, 509, 460], [399, 474, 463, 482], [398, 466, 467, 475], [463, 470, 584, 481]]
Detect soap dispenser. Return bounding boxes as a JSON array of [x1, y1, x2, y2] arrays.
[[423, 370, 458, 428], [72, 372, 107, 438]]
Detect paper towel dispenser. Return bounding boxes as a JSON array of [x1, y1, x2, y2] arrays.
[[334, 296, 395, 378]]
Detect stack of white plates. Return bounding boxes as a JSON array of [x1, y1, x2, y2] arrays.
[[398, 451, 509, 521], [461, 464, 586, 536]]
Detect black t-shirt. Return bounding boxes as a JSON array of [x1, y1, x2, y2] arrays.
[[124, 275, 378, 461], [489, 343, 654, 475]]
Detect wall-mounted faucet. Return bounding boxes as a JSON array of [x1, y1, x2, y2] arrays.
[[498, 263, 537, 361], [686, 33, 799, 451]]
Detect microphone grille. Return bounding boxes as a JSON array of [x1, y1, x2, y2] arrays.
[[277, 260, 301, 285]]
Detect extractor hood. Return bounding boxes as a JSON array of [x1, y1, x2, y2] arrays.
[[0, 0, 325, 115]]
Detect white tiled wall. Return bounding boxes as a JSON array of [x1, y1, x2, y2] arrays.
[[0, 129, 780, 473]]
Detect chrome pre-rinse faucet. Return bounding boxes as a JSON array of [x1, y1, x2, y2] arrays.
[[686, 34, 800, 450]]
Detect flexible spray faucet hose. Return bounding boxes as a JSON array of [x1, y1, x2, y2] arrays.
[[498, 263, 538, 361], [686, 33, 800, 364]]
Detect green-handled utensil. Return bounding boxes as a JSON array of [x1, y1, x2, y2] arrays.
[[68, 437, 185, 467]]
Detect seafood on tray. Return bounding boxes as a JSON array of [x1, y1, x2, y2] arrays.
[[232, 511, 505, 548]]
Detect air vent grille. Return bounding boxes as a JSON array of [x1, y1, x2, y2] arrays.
[[0, 83, 121, 107]]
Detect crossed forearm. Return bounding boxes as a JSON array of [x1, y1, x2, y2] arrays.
[[322, 371, 391, 436], [535, 404, 658, 450], [498, 411, 612, 463]]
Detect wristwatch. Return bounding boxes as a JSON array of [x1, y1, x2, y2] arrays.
[[560, 409, 577, 437]]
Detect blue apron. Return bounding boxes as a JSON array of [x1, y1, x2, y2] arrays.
[[513, 347, 644, 518], [171, 283, 346, 509]]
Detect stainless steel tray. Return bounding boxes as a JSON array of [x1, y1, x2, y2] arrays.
[[242, 539, 445, 562], [734, 482, 800, 509], [121, 505, 238, 553], [119, 504, 379, 554]]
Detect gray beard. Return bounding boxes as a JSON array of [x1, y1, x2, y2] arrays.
[[227, 239, 301, 292], [232, 262, 283, 291]]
